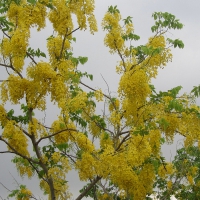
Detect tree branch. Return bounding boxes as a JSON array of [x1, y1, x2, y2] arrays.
[[80, 81, 111, 100], [36, 128, 78, 145], [26, 52, 37, 65], [0, 136, 39, 165], [115, 133, 130, 151], [75, 176, 102, 200]]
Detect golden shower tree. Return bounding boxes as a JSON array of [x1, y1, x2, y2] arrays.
[[0, 0, 200, 199]]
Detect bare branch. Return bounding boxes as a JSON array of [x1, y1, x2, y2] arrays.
[[0, 182, 11, 192], [0, 25, 11, 39], [66, 27, 80, 37], [114, 40, 126, 71], [75, 176, 102, 200], [26, 52, 37, 65], [36, 128, 78, 145], [0, 136, 39, 164], [80, 81, 111, 100], [115, 133, 130, 151]]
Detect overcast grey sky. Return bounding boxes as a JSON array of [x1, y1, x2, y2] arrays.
[[0, 0, 200, 199]]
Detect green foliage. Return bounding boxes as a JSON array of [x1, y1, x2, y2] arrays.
[[133, 126, 149, 136], [56, 143, 69, 152], [70, 110, 88, 128], [154, 146, 200, 200], [0, 16, 14, 31], [150, 86, 182, 104], [91, 115, 106, 129], [27, 0, 36, 5], [6, 104, 31, 125], [191, 85, 200, 97], [64, 50, 88, 66], [122, 33, 140, 41], [123, 16, 133, 24], [167, 99, 183, 112], [167, 38, 184, 48], [79, 183, 99, 198], [108, 5, 120, 14], [151, 12, 184, 32], [157, 118, 169, 130], [26, 47, 46, 58]]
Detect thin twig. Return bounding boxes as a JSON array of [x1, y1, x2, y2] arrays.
[[66, 27, 80, 37], [115, 133, 130, 151], [26, 52, 37, 65], [80, 81, 111, 100], [0, 182, 11, 192], [36, 128, 78, 145]]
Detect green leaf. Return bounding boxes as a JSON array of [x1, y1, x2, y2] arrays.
[[123, 16, 133, 24], [27, 0, 36, 4], [108, 5, 120, 14], [168, 99, 183, 112], [8, 189, 19, 197], [71, 57, 79, 66], [60, 123, 65, 129], [169, 86, 182, 97], [191, 85, 200, 97], [56, 143, 69, 151], [79, 56, 88, 65], [89, 74, 93, 81], [38, 170, 45, 178], [40, 52, 46, 58], [160, 137, 165, 144], [158, 118, 169, 130]]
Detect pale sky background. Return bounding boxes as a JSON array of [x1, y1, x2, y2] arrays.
[[0, 0, 200, 199]]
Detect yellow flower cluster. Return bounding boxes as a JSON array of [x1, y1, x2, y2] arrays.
[[2, 1, 47, 72], [2, 121, 29, 157], [17, 187, 32, 200], [28, 62, 69, 109], [47, 36, 71, 64], [102, 12, 124, 53], [167, 180, 173, 189], [109, 110, 121, 128], [158, 163, 174, 178], [144, 36, 173, 78], [149, 129, 161, 156], [56, 59, 75, 80], [94, 89, 104, 102], [0, 105, 8, 127], [15, 159, 33, 178], [100, 132, 114, 149], [190, 166, 198, 176], [66, 91, 88, 112], [87, 14, 98, 34], [76, 152, 97, 180], [7, 1, 46, 30], [51, 152, 61, 163], [125, 23, 134, 34], [162, 114, 180, 142], [119, 68, 150, 101], [89, 121, 101, 137], [118, 68, 151, 123], [49, 0, 73, 36], [109, 98, 120, 112], [41, 156, 71, 199], [49, 0, 97, 35], [51, 118, 76, 144], [28, 118, 47, 138], [1, 28, 29, 71], [70, 0, 97, 34], [187, 174, 194, 185], [71, 132, 94, 153]]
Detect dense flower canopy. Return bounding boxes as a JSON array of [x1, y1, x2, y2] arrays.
[[0, 1, 200, 200]]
